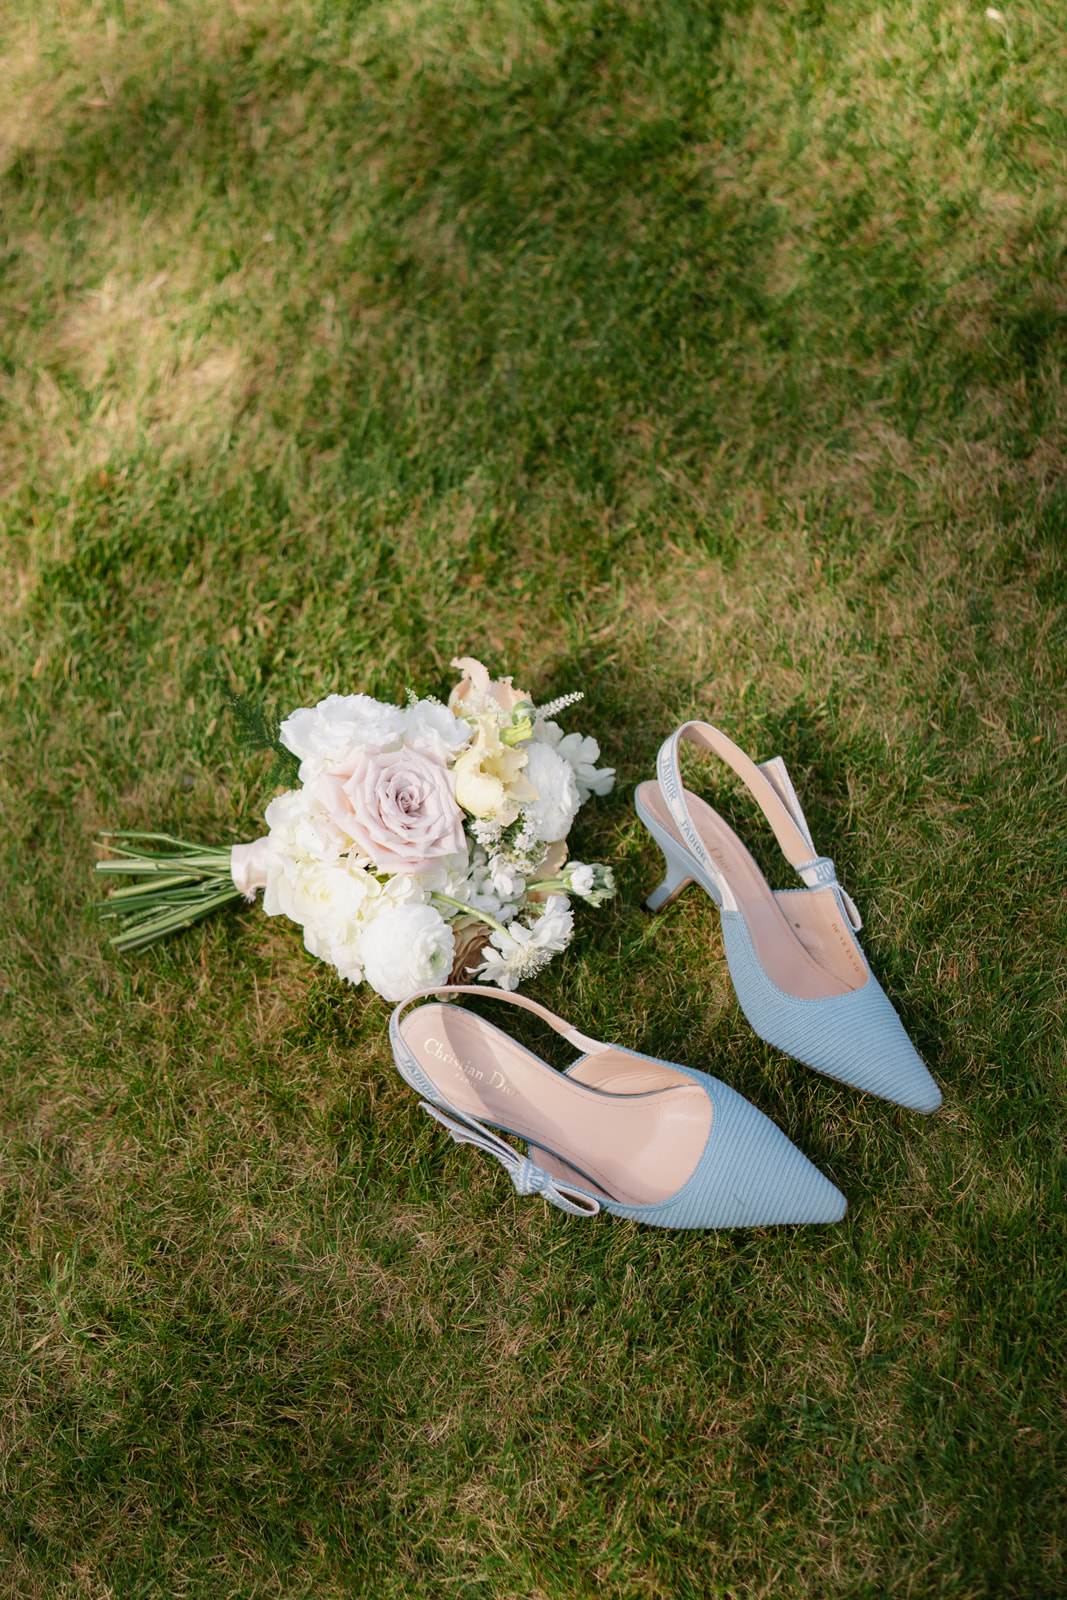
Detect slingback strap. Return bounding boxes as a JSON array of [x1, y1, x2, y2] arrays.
[[656, 723, 862, 930], [390, 984, 612, 1058], [419, 1102, 600, 1217], [388, 985, 610, 1219]]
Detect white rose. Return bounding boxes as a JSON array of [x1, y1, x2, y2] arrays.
[[300, 870, 428, 979], [359, 903, 456, 1002], [521, 741, 581, 844], [298, 871, 431, 984], [263, 854, 376, 930], [302, 920, 364, 985], [279, 694, 407, 781]]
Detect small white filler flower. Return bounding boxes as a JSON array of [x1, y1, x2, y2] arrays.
[[474, 897, 575, 991]]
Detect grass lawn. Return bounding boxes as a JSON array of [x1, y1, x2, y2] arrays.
[[2, 0, 1065, 1594]]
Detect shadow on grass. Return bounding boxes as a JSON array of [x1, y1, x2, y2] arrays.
[[9, 0, 1061, 513]]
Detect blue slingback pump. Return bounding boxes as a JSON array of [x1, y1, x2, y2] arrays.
[[390, 986, 847, 1228], [635, 722, 941, 1114]]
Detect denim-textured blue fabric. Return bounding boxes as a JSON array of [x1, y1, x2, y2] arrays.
[[720, 910, 941, 1112], [636, 793, 941, 1114], [563, 1050, 847, 1228], [391, 998, 846, 1228]]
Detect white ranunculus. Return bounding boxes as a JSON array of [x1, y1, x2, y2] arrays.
[[521, 740, 581, 844], [299, 870, 432, 981], [280, 694, 407, 781], [359, 903, 456, 1002], [532, 719, 615, 801], [401, 699, 472, 761]]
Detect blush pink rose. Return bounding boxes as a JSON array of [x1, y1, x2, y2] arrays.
[[312, 747, 465, 873]]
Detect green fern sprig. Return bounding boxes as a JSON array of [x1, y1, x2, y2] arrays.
[[217, 682, 301, 787]]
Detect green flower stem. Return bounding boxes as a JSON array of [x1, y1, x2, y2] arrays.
[[100, 883, 245, 952], [94, 834, 248, 953], [95, 833, 235, 875], [528, 877, 569, 897], [95, 856, 233, 876], [98, 830, 234, 852], [100, 873, 206, 898], [429, 893, 507, 936]]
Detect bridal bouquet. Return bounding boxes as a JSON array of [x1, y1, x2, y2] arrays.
[[95, 659, 616, 1000]]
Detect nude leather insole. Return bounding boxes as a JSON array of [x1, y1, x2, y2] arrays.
[[401, 1006, 712, 1206], [637, 780, 866, 1000]]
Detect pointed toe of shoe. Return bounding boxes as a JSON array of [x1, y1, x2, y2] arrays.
[[793, 1161, 849, 1224], [718, 1102, 847, 1226], [798, 999, 942, 1114], [721, 913, 941, 1113], [627, 1074, 847, 1230], [891, 1056, 942, 1115], [821, 1001, 941, 1114]]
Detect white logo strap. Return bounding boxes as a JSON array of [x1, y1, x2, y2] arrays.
[[757, 755, 817, 855], [758, 755, 862, 929], [839, 887, 863, 931], [656, 731, 737, 911], [659, 724, 864, 931]]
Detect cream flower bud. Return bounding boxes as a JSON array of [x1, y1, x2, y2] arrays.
[[453, 717, 537, 823]]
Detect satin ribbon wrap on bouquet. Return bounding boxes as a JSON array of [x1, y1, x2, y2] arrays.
[[94, 659, 616, 1000]]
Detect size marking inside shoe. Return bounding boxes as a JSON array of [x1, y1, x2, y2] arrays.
[[423, 1037, 518, 1097], [829, 921, 866, 981]]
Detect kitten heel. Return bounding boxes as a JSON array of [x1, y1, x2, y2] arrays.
[[643, 854, 693, 913]]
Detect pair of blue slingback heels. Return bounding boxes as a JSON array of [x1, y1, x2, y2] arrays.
[[390, 722, 942, 1230]]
